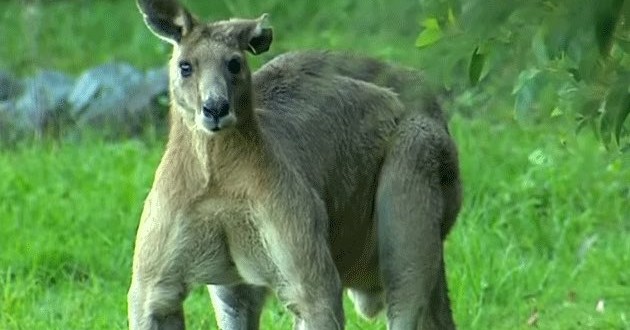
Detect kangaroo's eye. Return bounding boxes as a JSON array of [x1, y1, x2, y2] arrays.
[[226, 57, 241, 75], [179, 61, 193, 78]]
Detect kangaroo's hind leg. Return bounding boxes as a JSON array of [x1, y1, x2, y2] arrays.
[[209, 284, 267, 330], [376, 118, 460, 330], [348, 288, 384, 319]]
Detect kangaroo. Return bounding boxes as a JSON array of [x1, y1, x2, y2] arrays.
[[128, 1, 462, 329]]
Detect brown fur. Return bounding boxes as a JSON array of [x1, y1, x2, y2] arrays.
[[129, 1, 461, 329]]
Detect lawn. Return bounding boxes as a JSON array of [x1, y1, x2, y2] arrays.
[[1, 116, 628, 329], [0, 0, 421, 75], [1, 0, 629, 329]]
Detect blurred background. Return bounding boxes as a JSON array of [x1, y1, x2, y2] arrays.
[[1, 0, 629, 147], [0, 0, 628, 329]]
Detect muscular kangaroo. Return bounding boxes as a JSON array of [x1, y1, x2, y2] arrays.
[[128, 1, 462, 329]]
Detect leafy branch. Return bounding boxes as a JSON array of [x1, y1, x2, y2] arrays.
[[416, 0, 630, 151]]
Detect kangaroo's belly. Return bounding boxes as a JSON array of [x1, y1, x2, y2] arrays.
[[327, 172, 382, 290], [189, 182, 384, 290], [332, 215, 380, 290]]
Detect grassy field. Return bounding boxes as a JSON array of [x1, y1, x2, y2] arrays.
[[0, 0, 421, 75], [1, 116, 628, 329], [1, 0, 629, 329]]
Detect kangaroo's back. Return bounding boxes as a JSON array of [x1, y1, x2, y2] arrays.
[[254, 51, 447, 124], [251, 57, 405, 194]]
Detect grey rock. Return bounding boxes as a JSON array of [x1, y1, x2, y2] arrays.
[[145, 66, 169, 97], [14, 70, 74, 134], [0, 100, 18, 142], [68, 63, 167, 133], [124, 66, 169, 127], [0, 63, 170, 143], [69, 62, 143, 118], [0, 71, 23, 101]]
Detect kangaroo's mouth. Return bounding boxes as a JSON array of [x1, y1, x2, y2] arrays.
[[197, 112, 236, 133]]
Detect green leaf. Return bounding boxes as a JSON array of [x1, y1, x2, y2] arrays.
[[512, 68, 543, 122], [594, 0, 624, 56], [532, 27, 549, 65], [576, 116, 589, 135], [613, 90, 630, 145], [468, 46, 485, 86], [447, 7, 457, 28], [513, 83, 536, 122], [415, 18, 443, 48], [513, 68, 541, 94], [600, 85, 630, 147], [550, 107, 563, 118], [576, 100, 602, 135]]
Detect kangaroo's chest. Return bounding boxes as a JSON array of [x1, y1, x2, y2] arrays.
[[220, 206, 278, 287]]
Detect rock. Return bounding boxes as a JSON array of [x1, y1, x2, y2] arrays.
[[68, 62, 144, 121], [68, 63, 168, 134], [0, 100, 18, 143], [144, 66, 169, 97], [125, 66, 169, 129], [0, 71, 22, 101], [14, 70, 74, 134], [0, 63, 170, 143]]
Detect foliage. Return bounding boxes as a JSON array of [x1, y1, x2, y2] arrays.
[[415, 0, 630, 151]]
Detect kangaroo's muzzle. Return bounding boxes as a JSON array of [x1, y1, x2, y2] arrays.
[[202, 97, 230, 121]]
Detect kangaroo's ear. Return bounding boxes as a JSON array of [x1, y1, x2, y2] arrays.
[[246, 14, 273, 55], [136, 0, 195, 44]]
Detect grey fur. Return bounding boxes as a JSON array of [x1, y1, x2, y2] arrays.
[[129, 1, 461, 329]]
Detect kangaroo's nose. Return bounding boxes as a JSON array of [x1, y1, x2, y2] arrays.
[[202, 98, 230, 119]]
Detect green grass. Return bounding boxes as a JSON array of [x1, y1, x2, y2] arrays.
[[1, 116, 628, 329], [447, 119, 630, 329], [0, 0, 421, 75]]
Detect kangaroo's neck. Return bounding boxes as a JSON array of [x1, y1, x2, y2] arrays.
[[233, 80, 258, 134], [167, 109, 268, 197]]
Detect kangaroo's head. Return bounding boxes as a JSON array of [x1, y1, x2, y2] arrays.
[[137, 0, 272, 134]]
